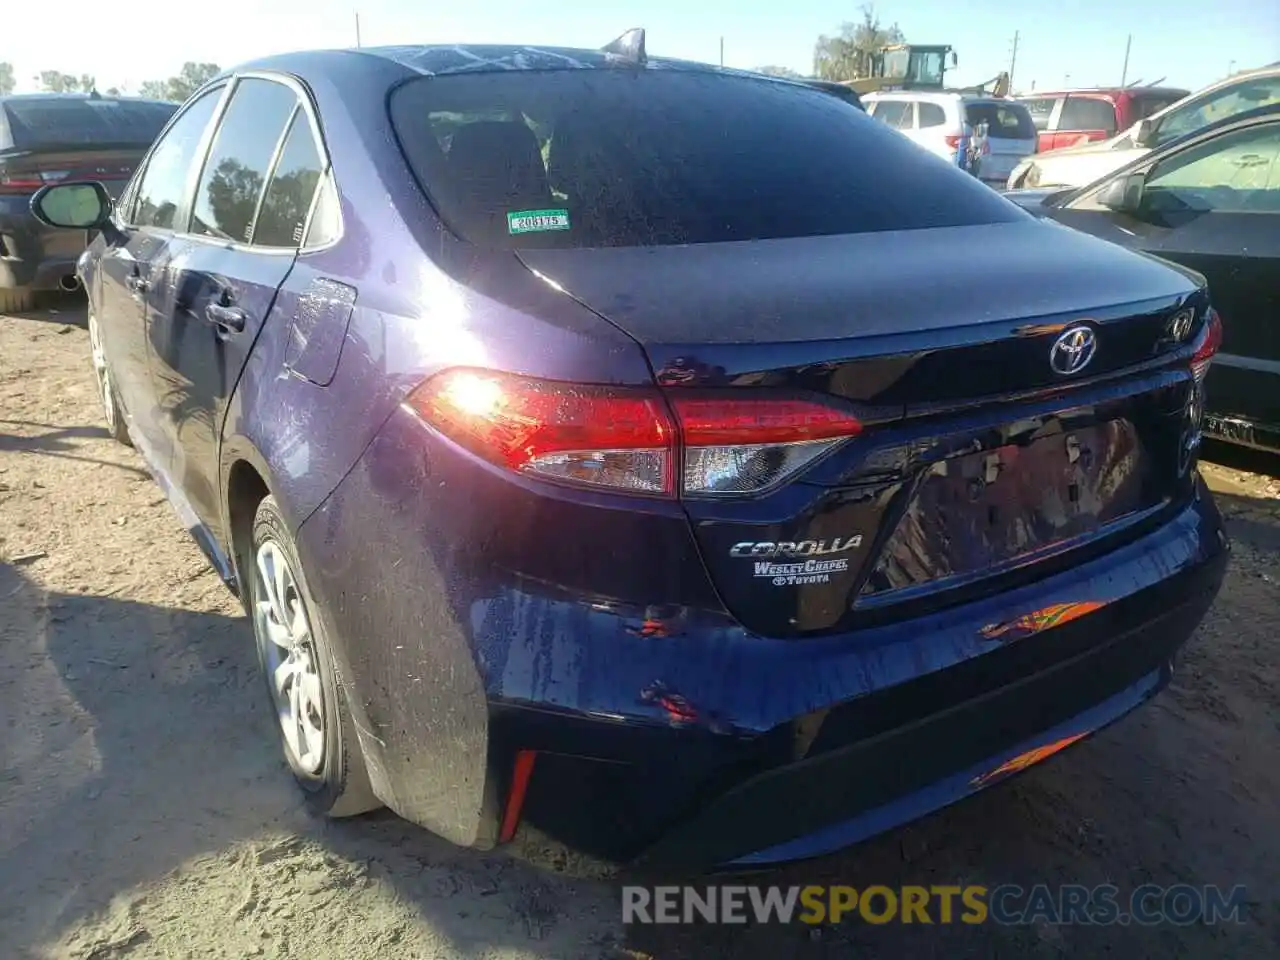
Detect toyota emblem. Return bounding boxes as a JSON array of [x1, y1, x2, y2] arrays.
[[1049, 325, 1098, 376]]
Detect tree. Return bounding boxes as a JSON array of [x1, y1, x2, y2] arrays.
[[0, 62, 14, 96], [78, 74, 97, 93], [812, 5, 905, 82], [756, 65, 803, 79], [139, 62, 221, 103], [37, 70, 81, 93]]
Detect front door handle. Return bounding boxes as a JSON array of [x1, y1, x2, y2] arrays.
[[205, 302, 247, 334], [124, 274, 149, 295]]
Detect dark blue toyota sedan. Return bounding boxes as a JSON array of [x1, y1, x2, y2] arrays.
[[31, 33, 1228, 870]]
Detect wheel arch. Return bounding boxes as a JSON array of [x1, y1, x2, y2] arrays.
[[220, 438, 276, 611]]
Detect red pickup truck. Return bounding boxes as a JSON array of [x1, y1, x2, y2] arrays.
[[1015, 87, 1188, 152]]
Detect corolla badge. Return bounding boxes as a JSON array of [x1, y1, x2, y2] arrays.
[[1049, 325, 1098, 376], [729, 537, 862, 559]]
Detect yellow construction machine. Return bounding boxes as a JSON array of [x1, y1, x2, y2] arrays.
[[843, 44, 1011, 97]]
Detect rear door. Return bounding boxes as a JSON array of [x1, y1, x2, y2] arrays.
[[146, 75, 320, 531], [1054, 95, 1118, 149], [93, 86, 227, 458]]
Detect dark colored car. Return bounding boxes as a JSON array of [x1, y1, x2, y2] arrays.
[[801, 79, 865, 111], [1007, 104, 1280, 455], [32, 41, 1228, 872], [0, 93, 177, 313], [1016, 86, 1189, 152]]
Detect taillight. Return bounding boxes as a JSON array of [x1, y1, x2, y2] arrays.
[[408, 370, 675, 495], [1190, 308, 1222, 381], [405, 370, 863, 498], [0, 172, 49, 195], [944, 135, 963, 149], [671, 396, 862, 496]]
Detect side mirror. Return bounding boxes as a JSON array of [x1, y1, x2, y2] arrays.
[[30, 181, 112, 230], [1131, 118, 1156, 148], [1097, 172, 1147, 212]]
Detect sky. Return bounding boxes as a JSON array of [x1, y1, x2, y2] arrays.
[[2, 0, 1277, 97]]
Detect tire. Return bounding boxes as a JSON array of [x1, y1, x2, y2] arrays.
[[87, 311, 132, 446], [0, 286, 36, 315], [249, 495, 380, 818]]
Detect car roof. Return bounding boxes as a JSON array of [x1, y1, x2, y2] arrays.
[[234, 43, 760, 83]]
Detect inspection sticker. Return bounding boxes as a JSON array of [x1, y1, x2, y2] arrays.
[[507, 209, 571, 234]]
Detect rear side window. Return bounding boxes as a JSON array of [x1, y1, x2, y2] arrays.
[[1057, 96, 1118, 135], [391, 72, 1022, 249], [254, 112, 326, 247], [1, 98, 176, 148], [918, 103, 947, 128], [870, 100, 914, 129], [965, 102, 1036, 140], [190, 78, 298, 243], [1019, 97, 1058, 131]]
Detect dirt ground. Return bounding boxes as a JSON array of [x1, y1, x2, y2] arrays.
[[1, 304, 1277, 960]]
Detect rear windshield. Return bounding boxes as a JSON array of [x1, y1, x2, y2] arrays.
[[1, 98, 176, 149], [389, 70, 1023, 248], [964, 102, 1036, 140]]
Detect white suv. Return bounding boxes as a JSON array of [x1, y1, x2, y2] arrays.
[[863, 91, 1038, 189]]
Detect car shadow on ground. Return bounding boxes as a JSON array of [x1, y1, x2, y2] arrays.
[[0, 422, 150, 477]]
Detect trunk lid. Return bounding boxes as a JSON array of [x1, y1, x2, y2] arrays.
[[519, 220, 1207, 637]]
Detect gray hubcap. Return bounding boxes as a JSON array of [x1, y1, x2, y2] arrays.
[[254, 541, 326, 775]]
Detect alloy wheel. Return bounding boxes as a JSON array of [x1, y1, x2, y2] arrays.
[[253, 540, 326, 775]]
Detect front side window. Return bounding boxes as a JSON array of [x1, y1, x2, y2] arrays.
[[1144, 123, 1280, 216], [1153, 78, 1280, 147], [1057, 96, 1118, 135], [190, 78, 297, 243], [390, 70, 1022, 249], [254, 111, 326, 248], [132, 87, 223, 230]]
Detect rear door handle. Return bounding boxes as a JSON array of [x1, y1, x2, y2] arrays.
[[205, 302, 247, 334]]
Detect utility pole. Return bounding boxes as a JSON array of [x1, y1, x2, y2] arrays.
[[1120, 34, 1132, 86], [1008, 30, 1019, 88], [355, 11, 362, 48], [719, 36, 724, 67]]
